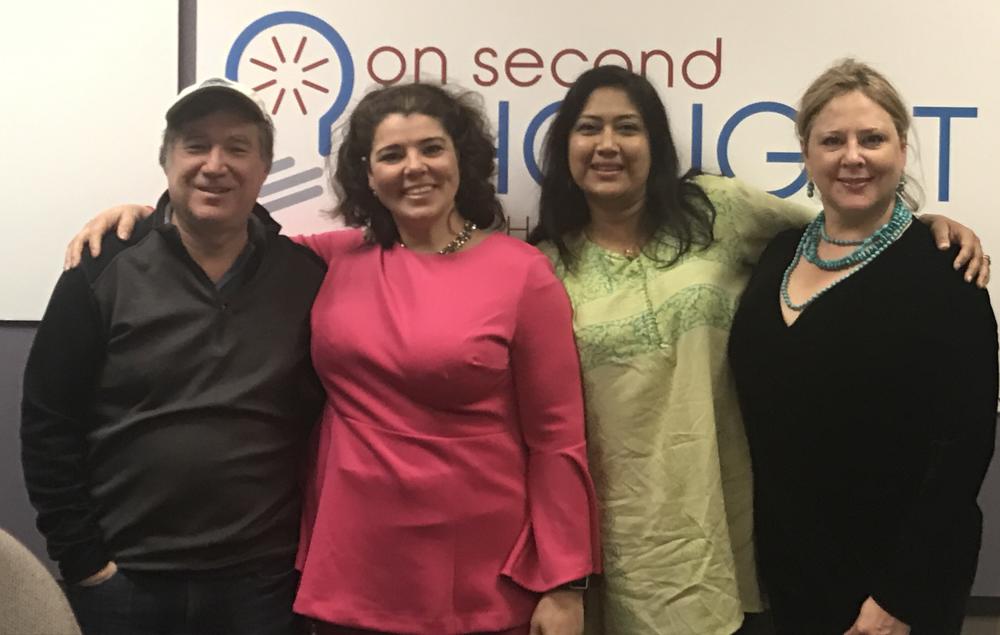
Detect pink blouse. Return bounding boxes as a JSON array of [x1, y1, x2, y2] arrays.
[[291, 229, 600, 634]]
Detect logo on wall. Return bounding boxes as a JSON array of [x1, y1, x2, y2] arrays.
[[226, 11, 355, 212]]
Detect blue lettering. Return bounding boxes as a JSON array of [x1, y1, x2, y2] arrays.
[[717, 101, 804, 198], [691, 103, 704, 171], [912, 106, 978, 202], [523, 101, 562, 184], [496, 101, 510, 194]]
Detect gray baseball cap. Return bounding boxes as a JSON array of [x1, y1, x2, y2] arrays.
[[165, 77, 273, 127]]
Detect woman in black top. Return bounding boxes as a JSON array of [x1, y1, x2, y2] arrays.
[[728, 59, 998, 635]]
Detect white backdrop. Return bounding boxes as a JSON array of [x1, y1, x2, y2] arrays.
[[196, 0, 998, 237], [4, 0, 999, 323]]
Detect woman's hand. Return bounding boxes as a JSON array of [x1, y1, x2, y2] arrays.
[[843, 596, 910, 635], [529, 589, 583, 635], [923, 213, 990, 287], [63, 204, 154, 270]]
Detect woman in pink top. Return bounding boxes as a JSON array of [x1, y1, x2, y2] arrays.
[[289, 83, 600, 634]]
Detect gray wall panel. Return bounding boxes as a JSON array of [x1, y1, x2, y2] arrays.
[[975, 434, 1000, 596], [0, 324, 51, 572]]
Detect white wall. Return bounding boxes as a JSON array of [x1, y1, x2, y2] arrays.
[[0, 2, 177, 319]]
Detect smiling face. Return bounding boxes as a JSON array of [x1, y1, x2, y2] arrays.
[[568, 87, 651, 209], [367, 113, 460, 231], [164, 109, 269, 231], [804, 90, 906, 220]]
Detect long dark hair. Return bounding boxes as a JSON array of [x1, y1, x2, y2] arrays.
[[528, 66, 715, 268], [331, 83, 505, 247]]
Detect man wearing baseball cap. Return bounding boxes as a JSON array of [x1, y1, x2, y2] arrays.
[[21, 78, 325, 635]]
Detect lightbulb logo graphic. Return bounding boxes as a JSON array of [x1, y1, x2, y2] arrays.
[[248, 36, 330, 116], [226, 11, 354, 212]]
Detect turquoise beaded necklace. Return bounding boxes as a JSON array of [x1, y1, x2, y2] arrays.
[[819, 225, 865, 246], [781, 197, 913, 312]]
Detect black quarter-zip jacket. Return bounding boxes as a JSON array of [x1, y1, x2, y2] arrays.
[[21, 194, 326, 583]]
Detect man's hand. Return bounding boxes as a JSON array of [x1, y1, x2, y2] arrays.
[[843, 596, 910, 635], [529, 589, 583, 635], [77, 561, 118, 587]]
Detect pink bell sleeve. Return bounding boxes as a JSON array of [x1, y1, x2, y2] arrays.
[[500, 255, 602, 591]]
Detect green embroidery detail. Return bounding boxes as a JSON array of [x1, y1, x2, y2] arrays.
[[575, 284, 735, 370]]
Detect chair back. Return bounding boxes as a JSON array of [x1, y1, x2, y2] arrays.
[[0, 528, 81, 635]]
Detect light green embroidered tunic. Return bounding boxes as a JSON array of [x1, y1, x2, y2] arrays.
[[540, 176, 813, 635]]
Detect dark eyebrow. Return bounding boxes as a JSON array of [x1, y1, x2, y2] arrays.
[[374, 137, 447, 153], [577, 113, 642, 122]]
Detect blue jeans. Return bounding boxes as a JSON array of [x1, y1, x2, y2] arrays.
[[64, 566, 303, 635]]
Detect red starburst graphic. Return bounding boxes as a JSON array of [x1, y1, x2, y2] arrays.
[[249, 36, 330, 116]]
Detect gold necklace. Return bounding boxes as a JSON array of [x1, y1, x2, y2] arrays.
[[585, 230, 642, 260], [400, 219, 477, 254]]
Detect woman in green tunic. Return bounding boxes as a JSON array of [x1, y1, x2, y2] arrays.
[[527, 65, 989, 635]]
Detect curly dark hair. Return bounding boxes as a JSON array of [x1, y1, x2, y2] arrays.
[[330, 82, 505, 247], [528, 66, 715, 269]]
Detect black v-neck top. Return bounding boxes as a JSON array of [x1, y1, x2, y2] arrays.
[[729, 221, 998, 634]]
